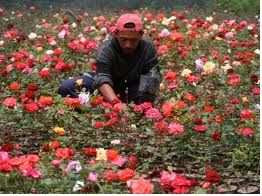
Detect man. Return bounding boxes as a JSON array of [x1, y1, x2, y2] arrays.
[[58, 13, 161, 104]]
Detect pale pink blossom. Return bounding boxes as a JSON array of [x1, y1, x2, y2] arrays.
[[88, 172, 98, 182]]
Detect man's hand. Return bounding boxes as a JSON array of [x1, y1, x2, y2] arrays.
[[98, 83, 119, 103]]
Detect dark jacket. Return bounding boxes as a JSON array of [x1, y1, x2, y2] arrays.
[[93, 36, 161, 98]]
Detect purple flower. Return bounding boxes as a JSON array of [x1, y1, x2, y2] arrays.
[[79, 92, 90, 105], [67, 161, 82, 173]]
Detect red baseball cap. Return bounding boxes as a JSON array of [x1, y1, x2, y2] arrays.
[[116, 13, 143, 32]]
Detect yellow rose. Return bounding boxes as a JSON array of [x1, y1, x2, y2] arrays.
[[162, 18, 170, 26], [206, 16, 213, 22], [203, 62, 215, 74], [160, 83, 164, 91], [242, 97, 249, 103], [37, 47, 42, 52], [53, 127, 65, 136], [215, 36, 222, 41], [181, 69, 192, 77], [76, 79, 83, 86], [96, 148, 107, 161], [211, 24, 219, 30]]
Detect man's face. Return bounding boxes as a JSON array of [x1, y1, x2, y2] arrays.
[[116, 31, 142, 55]]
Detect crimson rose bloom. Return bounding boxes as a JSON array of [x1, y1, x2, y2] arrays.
[[39, 69, 50, 78], [94, 121, 104, 128], [211, 131, 222, 141], [205, 167, 221, 183], [195, 125, 207, 132], [23, 102, 39, 112], [83, 148, 97, 157], [240, 109, 253, 118]]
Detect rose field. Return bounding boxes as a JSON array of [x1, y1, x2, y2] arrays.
[[0, 2, 260, 194]]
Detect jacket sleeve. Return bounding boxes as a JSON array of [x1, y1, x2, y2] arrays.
[[93, 44, 114, 89]]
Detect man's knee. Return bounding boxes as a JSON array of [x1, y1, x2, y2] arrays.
[[58, 79, 75, 97]]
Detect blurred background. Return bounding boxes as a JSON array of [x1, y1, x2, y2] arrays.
[[0, 0, 260, 16]]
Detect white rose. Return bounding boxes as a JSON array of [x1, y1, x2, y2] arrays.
[[46, 50, 54, 55], [28, 32, 37, 40]]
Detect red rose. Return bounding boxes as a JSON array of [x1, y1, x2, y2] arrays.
[[193, 118, 203, 125], [215, 115, 223, 123], [38, 96, 53, 107], [204, 106, 214, 112], [39, 69, 50, 78], [83, 148, 97, 157], [51, 160, 61, 168], [53, 48, 63, 56], [252, 87, 260, 95], [154, 121, 169, 133], [228, 74, 241, 86], [230, 98, 240, 104], [50, 141, 61, 149], [27, 155, 40, 164], [27, 83, 38, 91], [184, 93, 196, 103], [211, 131, 222, 141], [65, 97, 81, 109], [205, 167, 221, 183], [195, 125, 207, 132], [104, 170, 118, 182], [14, 62, 27, 70], [23, 102, 39, 112], [94, 122, 104, 128], [42, 143, 51, 151], [164, 71, 177, 83], [25, 90, 36, 99], [129, 155, 137, 169], [118, 168, 135, 182], [162, 102, 173, 118], [9, 82, 20, 90], [0, 163, 13, 172], [55, 147, 75, 160], [240, 109, 253, 118], [1, 143, 14, 151], [107, 117, 118, 127], [4, 97, 17, 108]]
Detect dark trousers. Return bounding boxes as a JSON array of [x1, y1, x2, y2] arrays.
[[58, 72, 155, 104]]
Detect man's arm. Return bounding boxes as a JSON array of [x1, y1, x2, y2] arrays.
[[93, 41, 120, 103], [98, 83, 118, 102]]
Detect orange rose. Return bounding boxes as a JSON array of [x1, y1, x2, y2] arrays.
[[118, 168, 135, 182], [106, 149, 120, 161]]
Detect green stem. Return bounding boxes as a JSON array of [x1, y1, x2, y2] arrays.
[[96, 182, 104, 194]]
